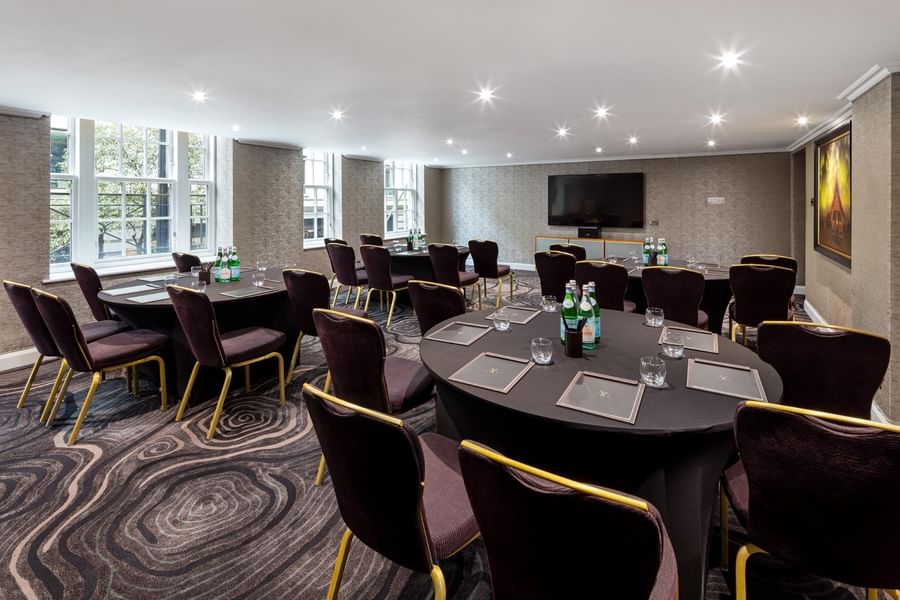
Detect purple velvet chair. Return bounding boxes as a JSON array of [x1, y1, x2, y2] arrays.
[[311, 308, 435, 485], [458, 440, 677, 600], [726, 402, 900, 600], [326, 243, 368, 309], [282, 268, 367, 383], [427, 244, 481, 310], [534, 251, 576, 302], [574, 260, 636, 312], [31, 288, 168, 445], [728, 264, 795, 344], [642, 266, 709, 329], [740, 253, 798, 272], [359, 233, 383, 246], [302, 383, 478, 600], [360, 244, 411, 326], [171, 252, 202, 273], [167, 284, 286, 440], [549, 243, 587, 261], [323, 238, 348, 288], [70, 262, 116, 322], [4, 281, 128, 417], [468, 239, 513, 307], [408, 280, 467, 335]]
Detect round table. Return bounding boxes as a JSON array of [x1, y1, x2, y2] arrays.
[[387, 245, 471, 281], [99, 272, 297, 399], [420, 308, 781, 600], [624, 258, 733, 335]]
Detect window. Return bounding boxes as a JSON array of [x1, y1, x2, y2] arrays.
[[384, 160, 417, 236], [303, 149, 333, 240], [50, 115, 75, 264], [49, 117, 215, 272]]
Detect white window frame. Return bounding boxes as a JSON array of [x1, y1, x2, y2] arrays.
[[49, 119, 216, 274], [384, 160, 418, 238], [302, 149, 334, 242], [49, 116, 77, 267]]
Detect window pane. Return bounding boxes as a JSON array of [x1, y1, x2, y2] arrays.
[[188, 133, 206, 179], [95, 122, 120, 176], [50, 179, 72, 264], [150, 183, 170, 218], [190, 218, 207, 250], [125, 182, 147, 218], [50, 118, 70, 174], [98, 181, 123, 219], [150, 220, 171, 254], [121, 126, 144, 177], [98, 221, 122, 258], [190, 184, 208, 217], [146, 128, 169, 178], [125, 220, 147, 255]]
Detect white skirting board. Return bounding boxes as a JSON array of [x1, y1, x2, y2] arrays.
[[0, 347, 54, 374]]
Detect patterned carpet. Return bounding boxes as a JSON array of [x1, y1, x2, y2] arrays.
[[0, 272, 879, 599]]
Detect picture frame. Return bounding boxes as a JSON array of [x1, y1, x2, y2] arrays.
[[814, 123, 851, 266]]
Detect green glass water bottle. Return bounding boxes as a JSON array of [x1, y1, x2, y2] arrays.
[[229, 246, 241, 281], [560, 283, 577, 344]]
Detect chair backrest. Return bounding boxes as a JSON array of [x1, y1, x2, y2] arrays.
[[458, 441, 672, 600], [166, 285, 226, 368], [312, 308, 391, 412], [327, 243, 362, 287], [171, 252, 202, 273], [741, 253, 798, 273], [360, 244, 394, 290], [30, 289, 94, 372], [408, 280, 466, 334], [641, 267, 704, 327], [427, 244, 462, 287], [574, 261, 629, 311], [548, 243, 587, 262], [757, 322, 890, 418], [323, 238, 347, 272], [468, 239, 500, 278], [282, 269, 330, 337], [359, 233, 383, 246], [70, 262, 110, 321], [302, 384, 435, 574], [729, 264, 796, 327], [4, 281, 60, 357], [735, 401, 900, 589], [534, 251, 577, 302]]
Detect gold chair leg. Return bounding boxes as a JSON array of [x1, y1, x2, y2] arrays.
[[735, 544, 765, 600], [720, 489, 729, 569], [46, 367, 75, 427], [326, 528, 354, 600], [867, 590, 878, 600], [206, 367, 233, 440], [730, 322, 737, 342], [379, 290, 384, 311], [17, 354, 44, 409], [430, 565, 447, 600], [363, 288, 374, 312], [244, 364, 251, 392], [329, 274, 336, 289], [131, 365, 139, 396], [274, 352, 286, 407], [314, 454, 328, 486], [386, 291, 398, 327], [331, 285, 342, 308], [287, 333, 304, 384], [323, 371, 332, 394], [477, 283, 482, 310], [742, 325, 748, 346], [508, 273, 513, 300], [152, 356, 168, 410], [40, 360, 68, 423], [495, 278, 503, 308], [176, 361, 202, 421], [353, 287, 363, 310], [67, 371, 102, 446]]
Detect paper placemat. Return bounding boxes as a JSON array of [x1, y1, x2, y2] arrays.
[[448, 352, 534, 394], [556, 371, 645, 424], [485, 307, 540, 325], [657, 325, 719, 353], [219, 287, 269, 298], [127, 291, 171, 304], [105, 284, 159, 296], [686, 358, 767, 401], [425, 322, 492, 346], [138, 274, 185, 283]]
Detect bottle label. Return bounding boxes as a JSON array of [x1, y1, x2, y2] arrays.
[[221, 267, 231, 281], [582, 320, 594, 344], [657, 254, 665, 265], [231, 266, 240, 281]]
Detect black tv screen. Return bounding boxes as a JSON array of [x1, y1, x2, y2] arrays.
[[548, 173, 645, 227]]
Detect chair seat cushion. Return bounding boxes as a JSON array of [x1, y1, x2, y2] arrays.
[[88, 329, 168, 369], [82, 319, 130, 343], [334, 307, 368, 319], [420, 432, 479, 560], [623, 299, 637, 313], [354, 268, 369, 285], [459, 271, 479, 286], [722, 460, 749, 526], [698, 309, 709, 330], [498, 264, 511, 277], [221, 327, 286, 365], [384, 356, 434, 412], [391, 274, 413, 288]]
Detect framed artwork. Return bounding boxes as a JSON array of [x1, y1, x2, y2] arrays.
[[814, 123, 851, 266]]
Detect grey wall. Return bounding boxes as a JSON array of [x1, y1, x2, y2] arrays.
[[441, 152, 792, 266]]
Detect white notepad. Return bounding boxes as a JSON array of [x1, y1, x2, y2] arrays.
[[127, 291, 171, 304], [104, 284, 159, 296]]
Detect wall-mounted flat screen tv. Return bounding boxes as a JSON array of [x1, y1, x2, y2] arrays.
[[548, 173, 645, 227]]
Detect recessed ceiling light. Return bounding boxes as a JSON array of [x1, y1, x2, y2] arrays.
[[506, 152, 513, 158], [330, 109, 344, 121], [555, 126, 570, 139], [796, 115, 810, 127], [446, 138, 454, 145], [461, 149, 469, 155], [594, 106, 610, 120], [360, 145, 367, 151], [708, 112, 724, 126], [191, 91, 208, 103], [595, 147, 603, 154], [433, 157, 439, 162], [718, 51, 742, 70], [707, 140, 718, 148], [476, 86, 498, 103], [627, 135, 639, 145], [231, 124, 240, 132]]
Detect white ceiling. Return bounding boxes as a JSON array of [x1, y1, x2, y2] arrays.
[[2, 1, 900, 166]]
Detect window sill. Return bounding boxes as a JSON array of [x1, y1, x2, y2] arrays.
[[304, 240, 326, 250], [43, 255, 216, 284]]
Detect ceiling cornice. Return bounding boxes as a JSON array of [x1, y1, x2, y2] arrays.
[[0, 105, 49, 119], [235, 138, 302, 151], [837, 62, 900, 102], [786, 104, 852, 152]]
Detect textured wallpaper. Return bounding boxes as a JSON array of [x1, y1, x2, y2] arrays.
[[441, 153, 793, 266]]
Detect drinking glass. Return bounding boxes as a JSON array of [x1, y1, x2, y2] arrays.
[[191, 279, 207, 293], [645, 307, 664, 327], [661, 330, 685, 359], [607, 256, 618, 265], [541, 295, 558, 312], [530, 338, 553, 365], [640, 356, 667, 388], [629, 251, 639, 264], [164, 274, 179, 288], [492, 308, 511, 332], [256, 259, 268, 279], [252, 272, 266, 287], [686, 255, 697, 268], [190, 266, 202, 280]]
